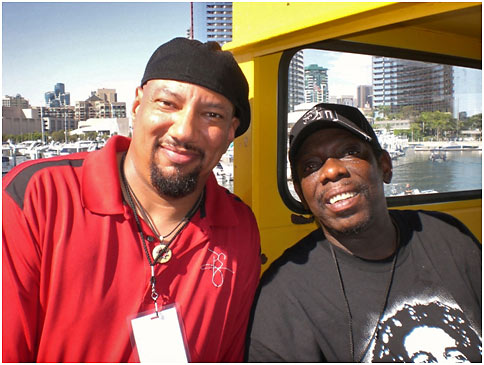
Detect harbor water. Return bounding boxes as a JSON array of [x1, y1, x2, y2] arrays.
[[384, 148, 482, 196]]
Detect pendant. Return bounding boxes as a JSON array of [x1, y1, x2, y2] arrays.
[[152, 244, 172, 264]]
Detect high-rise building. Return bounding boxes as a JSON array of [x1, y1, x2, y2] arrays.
[[3, 94, 31, 108], [337, 95, 356, 107], [192, 2, 232, 46], [44, 82, 71, 107], [304, 64, 329, 104], [97, 88, 118, 103], [75, 90, 126, 121], [288, 51, 305, 112], [357, 85, 373, 108], [452, 67, 482, 119], [372, 57, 453, 115]]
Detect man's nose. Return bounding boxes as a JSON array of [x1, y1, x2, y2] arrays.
[[318, 158, 349, 184], [168, 107, 199, 142]]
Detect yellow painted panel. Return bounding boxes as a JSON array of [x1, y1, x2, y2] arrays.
[[250, 52, 282, 221], [345, 25, 481, 61], [232, 2, 395, 46], [393, 199, 482, 242], [233, 60, 255, 205], [229, 2, 480, 60]]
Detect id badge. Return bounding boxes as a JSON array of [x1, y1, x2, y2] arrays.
[[131, 304, 189, 362]]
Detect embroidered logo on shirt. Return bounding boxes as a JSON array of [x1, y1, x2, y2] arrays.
[[201, 248, 234, 288]]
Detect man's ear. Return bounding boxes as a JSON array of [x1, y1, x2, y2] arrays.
[[379, 150, 393, 184], [227, 117, 240, 145], [132, 86, 143, 119]]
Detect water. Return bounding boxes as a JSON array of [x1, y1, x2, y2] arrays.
[[385, 148, 482, 196]]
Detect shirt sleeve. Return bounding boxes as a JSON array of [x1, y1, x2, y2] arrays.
[[246, 269, 324, 362], [2, 185, 42, 362]]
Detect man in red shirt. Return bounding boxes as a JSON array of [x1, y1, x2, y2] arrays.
[[3, 38, 261, 362]]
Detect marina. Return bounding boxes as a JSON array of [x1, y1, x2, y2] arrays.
[[5, 139, 480, 198], [385, 147, 482, 197], [2, 139, 105, 176]]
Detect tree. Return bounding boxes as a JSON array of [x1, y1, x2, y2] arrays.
[[418, 111, 453, 140], [400, 106, 418, 121], [51, 130, 65, 142], [409, 122, 422, 141], [375, 105, 391, 120], [85, 131, 98, 140], [463, 113, 482, 130]]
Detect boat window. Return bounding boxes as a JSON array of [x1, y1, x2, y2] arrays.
[[278, 41, 482, 213]]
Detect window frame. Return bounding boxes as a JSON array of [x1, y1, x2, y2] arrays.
[[277, 40, 482, 214]]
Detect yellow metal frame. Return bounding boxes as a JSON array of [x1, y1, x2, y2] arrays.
[[225, 2, 482, 270]]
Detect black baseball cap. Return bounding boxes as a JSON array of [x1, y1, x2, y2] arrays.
[[141, 37, 250, 137], [289, 103, 382, 176]]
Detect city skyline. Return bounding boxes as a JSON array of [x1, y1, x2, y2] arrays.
[[3, 2, 191, 107], [3, 2, 371, 110]]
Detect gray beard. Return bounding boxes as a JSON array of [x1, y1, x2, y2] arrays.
[[324, 217, 371, 238], [149, 143, 202, 199]]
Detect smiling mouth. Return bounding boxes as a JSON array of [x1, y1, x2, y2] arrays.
[[158, 141, 204, 165], [328, 192, 357, 205]]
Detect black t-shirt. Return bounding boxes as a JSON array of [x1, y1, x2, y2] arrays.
[[247, 210, 481, 362]]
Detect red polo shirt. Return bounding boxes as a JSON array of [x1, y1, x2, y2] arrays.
[[3, 135, 261, 362]]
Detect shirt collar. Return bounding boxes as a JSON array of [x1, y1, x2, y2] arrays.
[[82, 135, 239, 228], [82, 135, 130, 215]]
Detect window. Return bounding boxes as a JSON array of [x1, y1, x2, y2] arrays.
[[278, 41, 482, 213]]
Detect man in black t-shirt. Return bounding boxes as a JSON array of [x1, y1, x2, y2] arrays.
[[246, 103, 481, 362]]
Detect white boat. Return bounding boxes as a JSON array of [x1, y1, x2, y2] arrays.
[[429, 151, 447, 162], [394, 188, 439, 196], [58, 140, 100, 156], [438, 144, 481, 151], [2, 144, 27, 175], [213, 161, 233, 185]]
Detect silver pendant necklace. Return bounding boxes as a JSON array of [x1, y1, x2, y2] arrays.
[[120, 153, 203, 316], [329, 220, 400, 362], [121, 153, 203, 264]]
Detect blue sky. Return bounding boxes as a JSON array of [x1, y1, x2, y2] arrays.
[[3, 2, 191, 107], [2, 1, 370, 109]]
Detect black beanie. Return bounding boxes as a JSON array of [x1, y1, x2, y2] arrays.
[[141, 37, 250, 137]]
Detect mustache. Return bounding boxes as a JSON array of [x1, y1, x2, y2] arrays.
[[318, 181, 369, 204], [155, 138, 205, 159]]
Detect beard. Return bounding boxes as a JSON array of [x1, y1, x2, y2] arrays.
[[149, 141, 204, 199], [318, 183, 373, 237], [323, 214, 372, 237]]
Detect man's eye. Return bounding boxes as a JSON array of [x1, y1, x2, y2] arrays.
[[303, 161, 322, 174], [343, 147, 361, 157], [206, 112, 223, 119], [156, 100, 175, 108]]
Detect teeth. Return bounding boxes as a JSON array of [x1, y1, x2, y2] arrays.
[[329, 192, 356, 205]]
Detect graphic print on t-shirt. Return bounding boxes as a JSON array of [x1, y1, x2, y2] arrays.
[[201, 248, 234, 288], [363, 297, 482, 362]]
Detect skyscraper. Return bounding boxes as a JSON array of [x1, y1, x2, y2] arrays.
[[304, 64, 329, 104], [372, 57, 453, 115], [44, 83, 71, 107], [192, 2, 233, 46], [288, 51, 305, 112], [357, 85, 373, 108]]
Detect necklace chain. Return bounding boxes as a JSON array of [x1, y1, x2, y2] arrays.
[[124, 171, 195, 247], [120, 153, 203, 265], [119, 153, 203, 316], [330, 219, 400, 362]]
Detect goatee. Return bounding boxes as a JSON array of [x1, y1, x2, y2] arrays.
[[150, 142, 203, 198]]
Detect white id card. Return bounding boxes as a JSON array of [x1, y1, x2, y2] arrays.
[[131, 305, 189, 363]]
